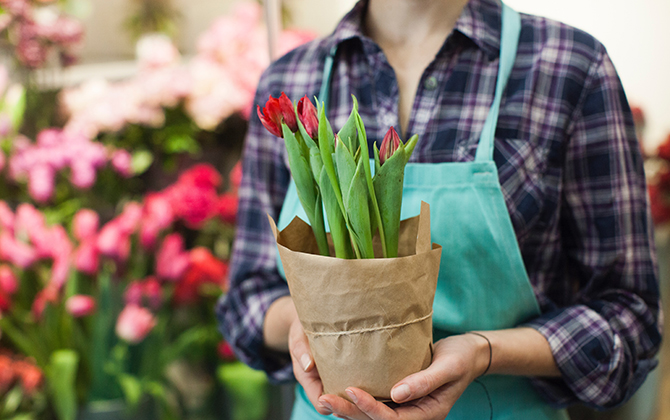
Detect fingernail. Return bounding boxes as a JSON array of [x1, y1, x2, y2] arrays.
[[318, 401, 332, 414], [300, 354, 312, 371], [345, 388, 358, 403], [392, 384, 410, 402]]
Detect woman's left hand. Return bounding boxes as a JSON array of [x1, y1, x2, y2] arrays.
[[317, 333, 490, 420]]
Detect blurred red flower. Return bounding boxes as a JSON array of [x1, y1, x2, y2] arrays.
[[173, 247, 228, 305]]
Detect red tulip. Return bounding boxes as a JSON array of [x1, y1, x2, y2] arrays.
[[257, 92, 297, 137], [278, 92, 298, 132], [116, 304, 157, 344], [297, 96, 318, 139], [379, 126, 402, 165], [65, 295, 96, 317], [14, 361, 43, 395]]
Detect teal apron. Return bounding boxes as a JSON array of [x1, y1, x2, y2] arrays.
[[276, 4, 569, 419]]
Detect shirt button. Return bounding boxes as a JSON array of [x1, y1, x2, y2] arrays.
[[424, 76, 438, 90]]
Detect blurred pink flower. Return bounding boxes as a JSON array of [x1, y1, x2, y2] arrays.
[[125, 277, 161, 310], [156, 233, 189, 281], [74, 240, 98, 275], [96, 221, 124, 258], [124, 281, 143, 306], [65, 295, 96, 317], [0, 232, 37, 268], [70, 161, 96, 189], [28, 165, 55, 203], [73, 209, 99, 241], [116, 202, 142, 235], [32, 283, 58, 320], [0, 151, 5, 172], [111, 149, 132, 177], [0, 265, 18, 295], [136, 33, 180, 70], [139, 193, 173, 249], [116, 304, 156, 344], [0, 201, 15, 234]]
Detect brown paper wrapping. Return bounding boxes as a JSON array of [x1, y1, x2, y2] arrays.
[[268, 202, 442, 400]]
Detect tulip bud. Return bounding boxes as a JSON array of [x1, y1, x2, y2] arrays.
[[257, 92, 298, 137], [278, 93, 298, 132], [116, 304, 157, 344], [379, 126, 402, 165], [297, 96, 318, 139], [65, 295, 96, 317]]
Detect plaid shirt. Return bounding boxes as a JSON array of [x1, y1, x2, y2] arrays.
[[216, 0, 662, 409]]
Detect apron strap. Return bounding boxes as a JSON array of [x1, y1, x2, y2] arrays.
[[318, 45, 338, 114], [474, 4, 521, 163]]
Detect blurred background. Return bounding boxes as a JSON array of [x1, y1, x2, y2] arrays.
[[0, 0, 667, 419]]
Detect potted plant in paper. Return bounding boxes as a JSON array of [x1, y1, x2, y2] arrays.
[[258, 93, 442, 400]]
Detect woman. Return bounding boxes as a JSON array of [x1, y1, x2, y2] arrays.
[[217, 0, 662, 419]]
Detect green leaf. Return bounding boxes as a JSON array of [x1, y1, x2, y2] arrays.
[[354, 110, 387, 257], [164, 133, 200, 154], [373, 147, 407, 258], [283, 124, 329, 256], [131, 150, 154, 175], [46, 350, 79, 420], [334, 140, 357, 209], [337, 96, 359, 155], [404, 134, 419, 162], [319, 168, 353, 259], [346, 157, 375, 258], [118, 374, 143, 408], [2, 386, 24, 416], [296, 115, 318, 151], [218, 363, 269, 420], [318, 105, 347, 226]]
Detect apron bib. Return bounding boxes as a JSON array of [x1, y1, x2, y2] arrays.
[[277, 4, 569, 419]]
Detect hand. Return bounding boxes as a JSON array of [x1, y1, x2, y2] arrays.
[[317, 333, 490, 420], [288, 316, 333, 416]]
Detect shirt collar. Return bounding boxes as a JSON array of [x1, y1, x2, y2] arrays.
[[327, 0, 504, 59]]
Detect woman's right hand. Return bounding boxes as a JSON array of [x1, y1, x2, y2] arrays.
[[288, 316, 333, 415]]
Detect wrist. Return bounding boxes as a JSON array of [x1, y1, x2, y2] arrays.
[[467, 331, 492, 378], [263, 295, 298, 352]]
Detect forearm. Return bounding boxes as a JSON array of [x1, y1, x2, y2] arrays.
[[263, 295, 298, 352], [473, 327, 561, 378]]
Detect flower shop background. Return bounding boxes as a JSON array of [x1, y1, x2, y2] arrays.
[[0, 0, 669, 419]]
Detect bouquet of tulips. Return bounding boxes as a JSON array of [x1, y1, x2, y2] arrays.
[[258, 93, 418, 259], [258, 93, 442, 400]]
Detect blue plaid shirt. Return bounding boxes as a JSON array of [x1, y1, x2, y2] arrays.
[[216, 0, 662, 409]]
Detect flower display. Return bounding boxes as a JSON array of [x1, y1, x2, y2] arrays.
[[0, 0, 84, 69], [0, 1, 301, 418]]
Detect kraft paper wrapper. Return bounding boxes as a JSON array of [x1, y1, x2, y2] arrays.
[[268, 201, 442, 401]]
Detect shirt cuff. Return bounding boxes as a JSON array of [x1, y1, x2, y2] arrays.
[[522, 304, 656, 409]]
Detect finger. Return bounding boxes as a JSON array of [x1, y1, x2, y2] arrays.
[[390, 342, 466, 404], [290, 352, 330, 415], [319, 394, 371, 420], [288, 320, 314, 372], [346, 388, 399, 420]]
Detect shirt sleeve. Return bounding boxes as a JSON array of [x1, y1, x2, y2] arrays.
[[524, 45, 663, 408], [215, 74, 294, 383]]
